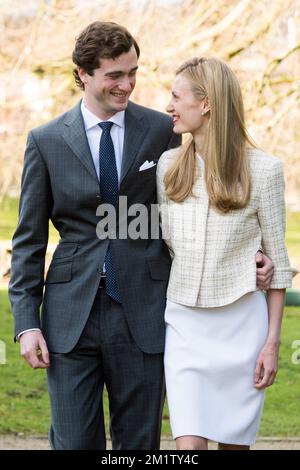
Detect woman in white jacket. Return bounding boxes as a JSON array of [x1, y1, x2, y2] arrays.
[[157, 57, 297, 450]]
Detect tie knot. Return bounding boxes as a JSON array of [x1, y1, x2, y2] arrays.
[[99, 121, 113, 132]]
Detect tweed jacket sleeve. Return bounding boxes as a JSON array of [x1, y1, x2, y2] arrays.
[[157, 149, 177, 259], [257, 159, 297, 288]]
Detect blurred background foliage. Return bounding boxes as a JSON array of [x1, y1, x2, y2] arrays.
[[0, 0, 299, 202], [0, 0, 299, 285]]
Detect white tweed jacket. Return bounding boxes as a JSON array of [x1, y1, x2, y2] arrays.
[[157, 147, 297, 307]]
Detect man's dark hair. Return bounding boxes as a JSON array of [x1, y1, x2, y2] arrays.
[[72, 21, 140, 90]]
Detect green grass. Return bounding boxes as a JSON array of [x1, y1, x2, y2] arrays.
[[0, 289, 49, 434], [0, 197, 58, 244], [0, 198, 19, 241], [259, 308, 300, 436], [0, 289, 299, 437], [286, 211, 300, 259]]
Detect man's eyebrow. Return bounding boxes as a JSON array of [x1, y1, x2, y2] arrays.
[[105, 66, 139, 76], [172, 90, 178, 97]]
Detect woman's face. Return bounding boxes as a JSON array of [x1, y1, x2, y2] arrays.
[[166, 74, 208, 135]]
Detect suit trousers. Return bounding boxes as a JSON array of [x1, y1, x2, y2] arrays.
[[46, 289, 165, 450]]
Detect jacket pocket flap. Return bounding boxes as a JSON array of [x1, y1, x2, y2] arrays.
[[45, 263, 72, 284], [148, 259, 171, 281], [52, 242, 78, 260]]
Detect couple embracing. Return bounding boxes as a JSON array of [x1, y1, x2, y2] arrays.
[[9, 21, 295, 450]]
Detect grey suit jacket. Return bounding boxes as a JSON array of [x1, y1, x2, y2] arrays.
[[9, 100, 181, 353]]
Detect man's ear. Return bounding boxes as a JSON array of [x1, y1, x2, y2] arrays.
[[77, 67, 88, 85]]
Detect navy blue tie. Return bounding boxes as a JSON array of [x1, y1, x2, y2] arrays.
[[98, 121, 121, 303]]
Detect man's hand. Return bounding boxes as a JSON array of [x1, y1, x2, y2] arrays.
[[19, 331, 50, 369], [256, 252, 274, 290]]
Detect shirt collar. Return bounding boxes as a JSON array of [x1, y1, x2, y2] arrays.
[[80, 99, 125, 131]]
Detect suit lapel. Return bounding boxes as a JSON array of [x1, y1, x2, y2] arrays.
[[121, 102, 150, 184], [61, 101, 150, 186], [61, 101, 99, 183]]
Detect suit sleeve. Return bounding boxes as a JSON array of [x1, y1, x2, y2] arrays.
[[167, 132, 181, 150], [9, 131, 52, 338], [257, 160, 298, 288]]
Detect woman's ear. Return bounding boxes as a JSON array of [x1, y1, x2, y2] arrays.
[[201, 96, 210, 115]]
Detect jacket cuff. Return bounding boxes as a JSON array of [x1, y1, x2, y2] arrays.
[[269, 266, 298, 289]]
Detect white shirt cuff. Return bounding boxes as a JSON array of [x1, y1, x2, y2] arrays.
[[17, 328, 41, 342]]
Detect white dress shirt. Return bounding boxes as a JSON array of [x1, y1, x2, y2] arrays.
[[80, 99, 125, 184], [17, 100, 125, 340]]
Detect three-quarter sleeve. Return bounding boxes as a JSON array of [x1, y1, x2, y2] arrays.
[[257, 159, 298, 288]]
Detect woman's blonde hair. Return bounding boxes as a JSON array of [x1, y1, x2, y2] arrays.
[[164, 57, 255, 212]]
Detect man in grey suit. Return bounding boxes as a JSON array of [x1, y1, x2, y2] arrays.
[[9, 21, 274, 450]]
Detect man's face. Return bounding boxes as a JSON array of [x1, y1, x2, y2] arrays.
[[79, 46, 138, 119]]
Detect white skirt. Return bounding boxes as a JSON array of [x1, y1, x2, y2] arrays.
[[164, 291, 268, 446]]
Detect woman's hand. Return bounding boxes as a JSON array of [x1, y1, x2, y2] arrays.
[[254, 342, 279, 389]]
